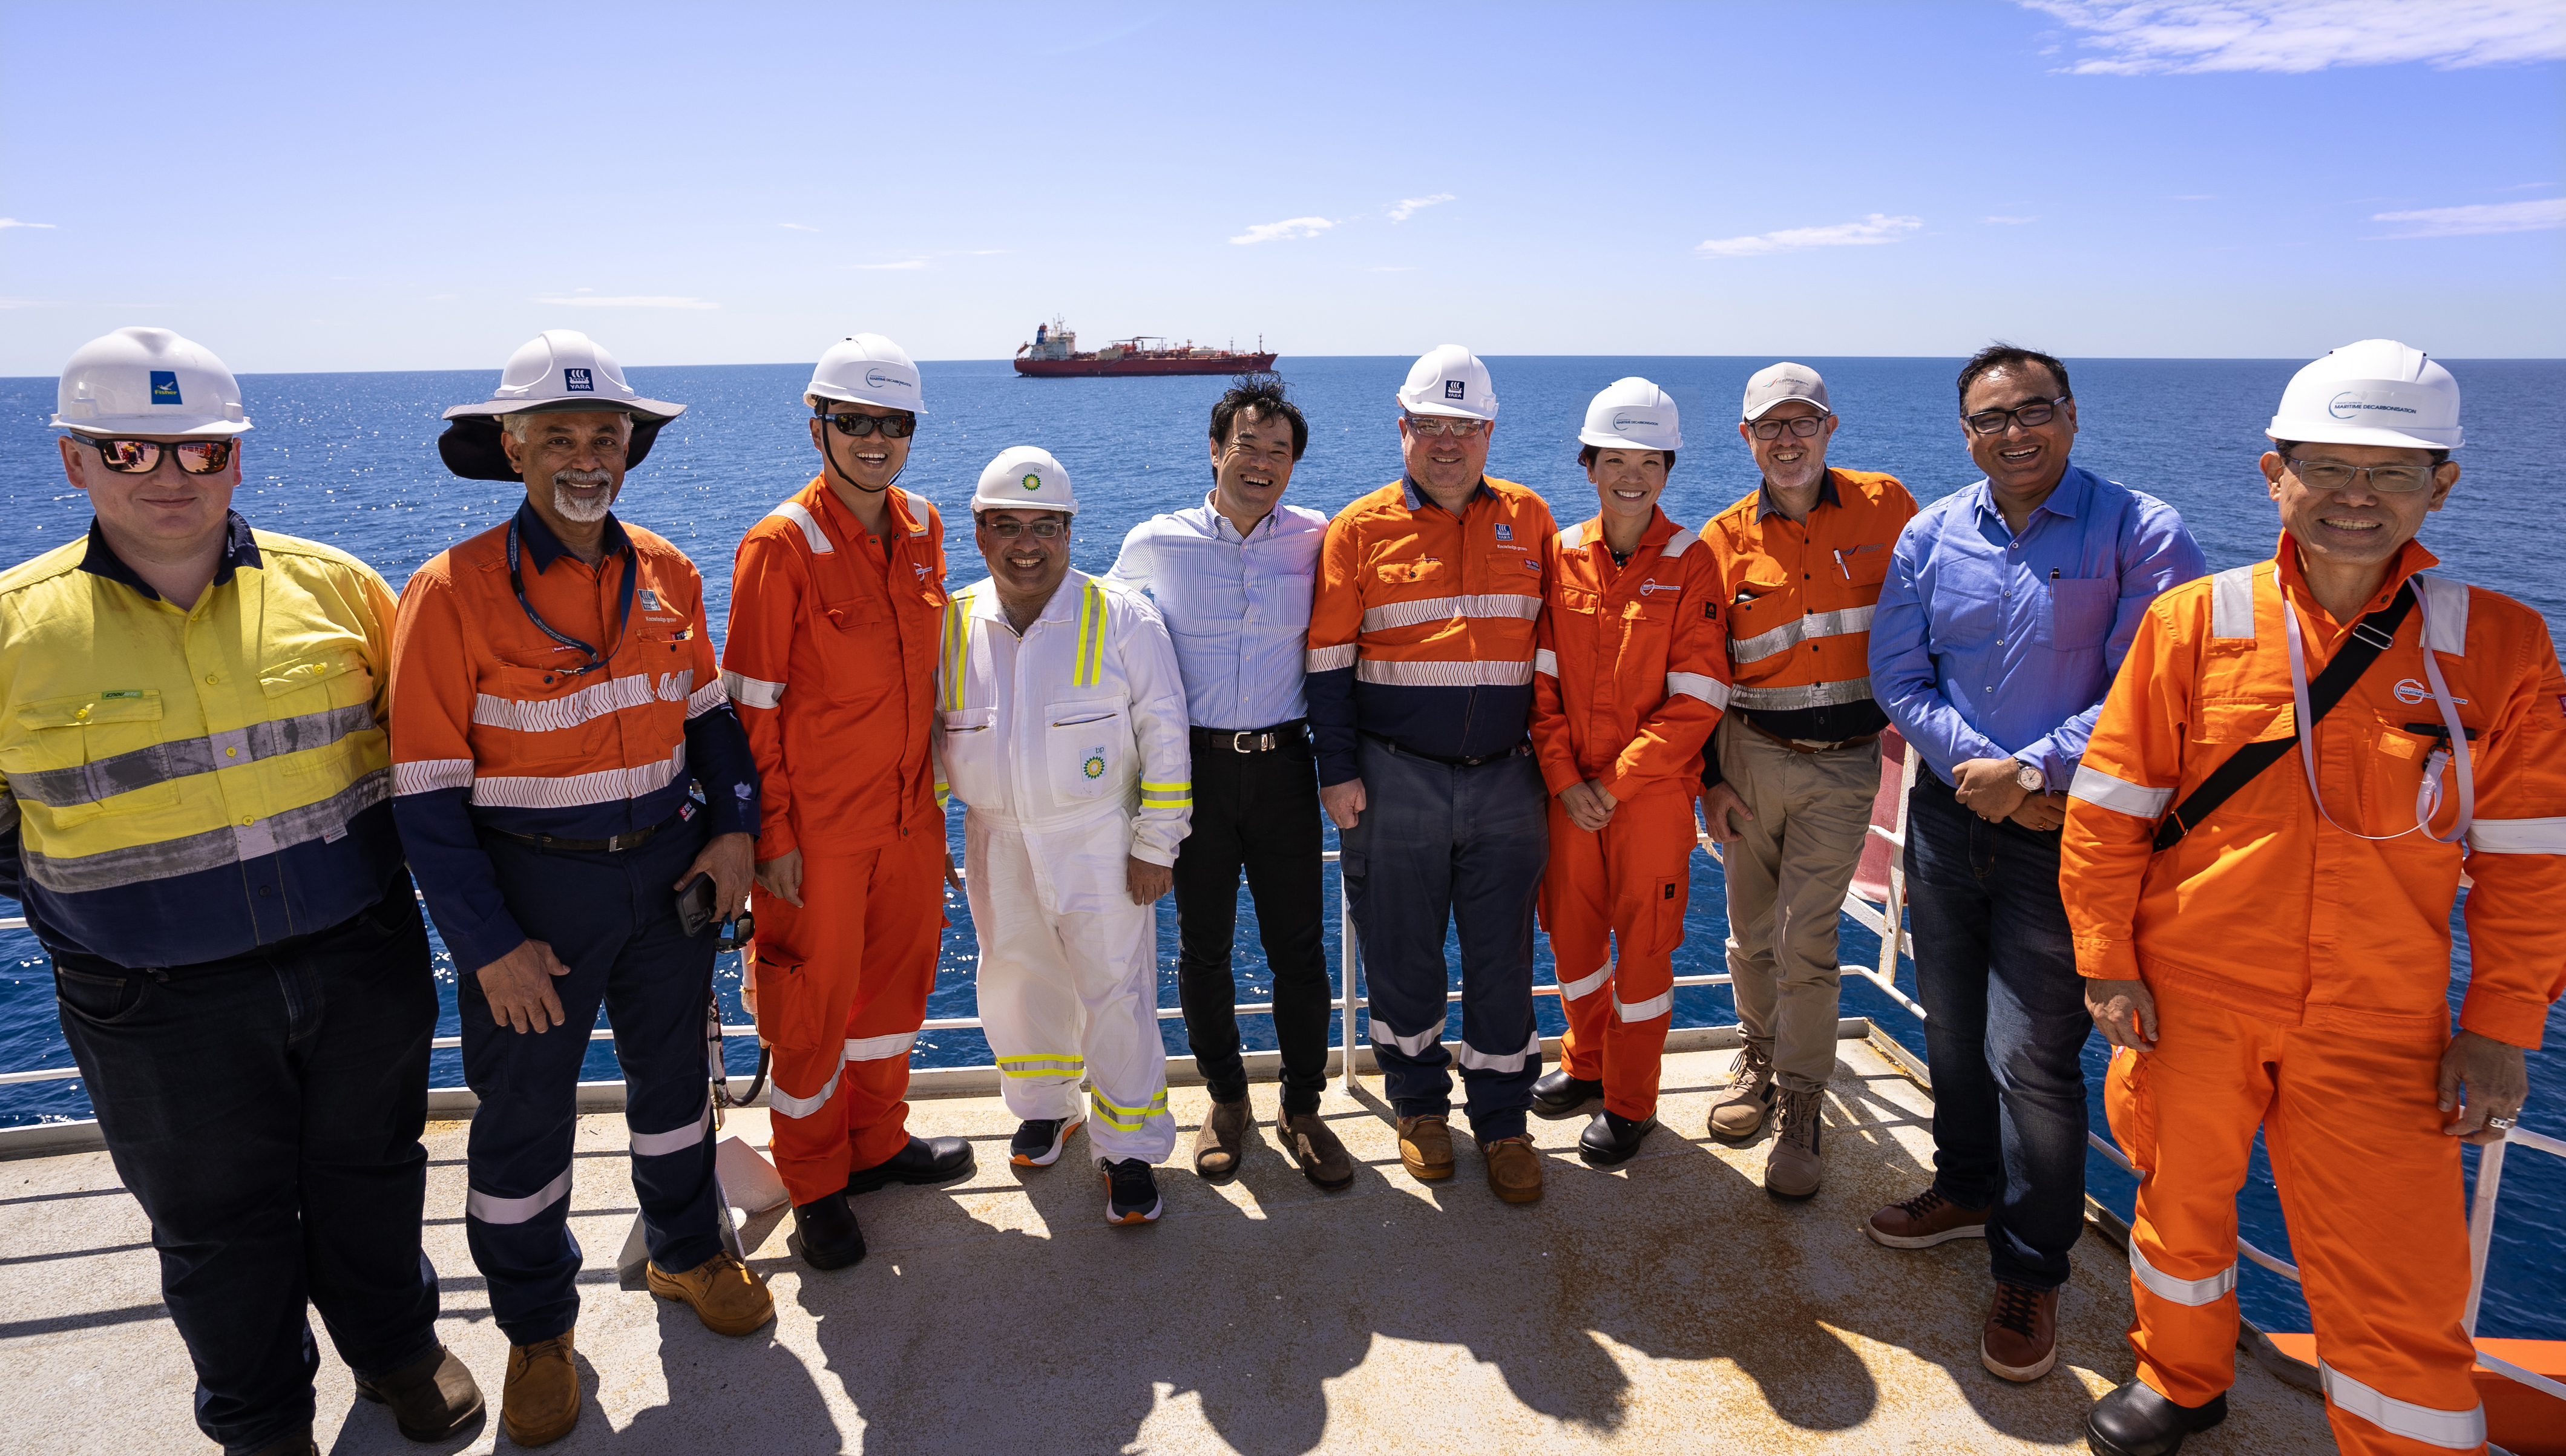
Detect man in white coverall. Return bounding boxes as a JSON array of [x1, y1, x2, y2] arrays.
[[938, 446, 1193, 1225]]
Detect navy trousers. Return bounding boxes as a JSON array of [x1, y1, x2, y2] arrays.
[[52, 885, 441, 1455], [1340, 737, 1547, 1143], [460, 821, 724, 1346]]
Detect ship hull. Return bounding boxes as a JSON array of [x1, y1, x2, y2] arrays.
[[1015, 353, 1278, 378]]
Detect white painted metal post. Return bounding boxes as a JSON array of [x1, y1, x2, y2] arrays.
[[1338, 859, 1360, 1094], [2464, 1138, 2507, 1336]]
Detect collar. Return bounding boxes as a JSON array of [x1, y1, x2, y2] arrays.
[[1755, 471, 1842, 521], [1188, 490, 1285, 542], [1401, 476, 1494, 515], [2274, 531, 2438, 623], [807, 477, 925, 544], [1970, 462, 2090, 527], [77, 511, 262, 603], [514, 498, 631, 572], [1571, 506, 1680, 554], [966, 569, 1092, 625]]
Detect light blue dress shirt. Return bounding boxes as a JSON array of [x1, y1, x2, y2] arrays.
[[1111, 493, 1327, 731], [1869, 464, 2206, 791]]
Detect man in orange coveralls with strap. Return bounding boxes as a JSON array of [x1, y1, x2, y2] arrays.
[[1527, 379, 1729, 1167], [2063, 340, 2565, 1456], [720, 335, 971, 1273]]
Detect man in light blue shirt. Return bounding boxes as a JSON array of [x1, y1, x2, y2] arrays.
[[1111, 378, 1351, 1191], [1865, 346, 2205, 1386]]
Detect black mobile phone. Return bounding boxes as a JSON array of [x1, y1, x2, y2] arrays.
[[677, 874, 718, 937]]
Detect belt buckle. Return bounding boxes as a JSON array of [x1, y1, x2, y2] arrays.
[[1229, 731, 1259, 753]]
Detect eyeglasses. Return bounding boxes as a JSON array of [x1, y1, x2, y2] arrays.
[[1403, 414, 1488, 438], [2283, 456, 2441, 494], [82, 437, 236, 476], [821, 411, 916, 439], [983, 519, 1065, 540], [1748, 414, 1828, 441], [1964, 396, 2070, 435]]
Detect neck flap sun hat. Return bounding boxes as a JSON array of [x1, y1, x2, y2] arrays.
[[51, 327, 252, 438], [436, 329, 688, 481]]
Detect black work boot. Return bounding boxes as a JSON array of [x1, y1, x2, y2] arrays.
[[790, 1187, 867, 1270], [846, 1135, 975, 1194], [1577, 1109, 1657, 1167], [354, 1343, 485, 1441], [2084, 1379, 2228, 1456], [1531, 1069, 1604, 1120]]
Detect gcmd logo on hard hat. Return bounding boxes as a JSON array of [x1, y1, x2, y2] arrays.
[[2331, 390, 2417, 419], [865, 368, 903, 390], [564, 367, 595, 393], [1021, 473, 1042, 491], [1612, 412, 1661, 435]]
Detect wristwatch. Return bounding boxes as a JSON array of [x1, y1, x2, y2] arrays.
[[2015, 762, 2046, 794]]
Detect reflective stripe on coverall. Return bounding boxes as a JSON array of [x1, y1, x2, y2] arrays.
[[2064, 539, 2566, 1455]]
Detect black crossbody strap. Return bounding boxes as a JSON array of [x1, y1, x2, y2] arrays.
[[2151, 581, 2415, 852]]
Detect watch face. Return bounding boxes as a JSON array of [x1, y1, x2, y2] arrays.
[[2017, 764, 2045, 792]]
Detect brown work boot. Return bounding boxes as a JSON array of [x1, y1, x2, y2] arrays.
[[1396, 1113, 1454, 1180], [1982, 1281, 2060, 1382], [1481, 1135, 1543, 1203], [1279, 1109, 1356, 1191], [1707, 1041, 1776, 1142], [353, 1342, 484, 1440], [646, 1251, 775, 1337], [1194, 1097, 1252, 1180], [1764, 1086, 1826, 1201], [1866, 1184, 1992, 1249], [500, 1332, 580, 1447]]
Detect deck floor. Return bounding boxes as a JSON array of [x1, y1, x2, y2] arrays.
[[0, 1037, 2340, 1454]]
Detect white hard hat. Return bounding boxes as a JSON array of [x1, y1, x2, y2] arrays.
[[2267, 339, 2461, 451], [807, 333, 926, 415], [1577, 377, 1681, 451], [51, 327, 251, 438], [1396, 344, 1497, 421], [972, 445, 1079, 517], [441, 329, 686, 424]]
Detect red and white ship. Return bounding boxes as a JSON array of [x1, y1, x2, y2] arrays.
[[1013, 318, 1276, 377]]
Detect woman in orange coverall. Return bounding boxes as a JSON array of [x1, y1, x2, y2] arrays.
[[2061, 341, 2565, 1456], [1527, 379, 1732, 1167]]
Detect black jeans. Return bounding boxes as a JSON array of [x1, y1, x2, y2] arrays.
[[51, 884, 441, 1455], [1173, 726, 1331, 1115]]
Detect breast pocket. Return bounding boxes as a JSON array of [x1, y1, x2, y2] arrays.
[[1836, 542, 1891, 588], [2039, 578, 2117, 651], [258, 651, 378, 779], [4, 692, 180, 824], [476, 664, 612, 770], [1047, 700, 1131, 801], [815, 597, 895, 706], [2172, 696, 2297, 839], [1725, 578, 1796, 661], [1268, 572, 1314, 628], [1375, 559, 1449, 590]]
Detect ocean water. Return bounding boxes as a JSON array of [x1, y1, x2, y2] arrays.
[[1, 355, 2559, 1344]]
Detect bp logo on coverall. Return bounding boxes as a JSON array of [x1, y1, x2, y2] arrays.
[[1083, 746, 1107, 779]]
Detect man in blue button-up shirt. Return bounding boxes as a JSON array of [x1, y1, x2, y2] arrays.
[[1865, 346, 2204, 1385], [1111, 379, 1352, 1190]]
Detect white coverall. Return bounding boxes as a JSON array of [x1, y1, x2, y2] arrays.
[[937, 570, 1192, 1164]]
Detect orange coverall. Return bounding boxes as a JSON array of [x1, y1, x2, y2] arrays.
[[1532, 509, 1731, 1120], [2062, 538, 2566, 1456], [721, 479, 949, 1204]]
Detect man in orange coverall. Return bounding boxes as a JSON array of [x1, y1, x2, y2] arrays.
[[720, 335, 971, 1272], [1527, 379, 1729, 1167], [2062, 340, 2565, 1456]]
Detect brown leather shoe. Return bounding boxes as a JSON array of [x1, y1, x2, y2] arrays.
[[1982, 1281, 2059, 1382], [1866, 1184, 1992, 1248], [646, 1251, 775, 1337], [1195, 1097, 1252, 1179], [1763, 1086, 1825, 1201], [1708, 1042, 1777, 1141], [1279, 1109, 1355, 1191], [1481, 1135, 1543, 1203], [500, 1332, 580, 1448], [1395, 1114, 1454, 1180], [353, 1342, 485, 1440]]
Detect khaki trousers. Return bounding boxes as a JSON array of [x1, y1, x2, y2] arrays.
[[1713, 717, 1880, 1092]]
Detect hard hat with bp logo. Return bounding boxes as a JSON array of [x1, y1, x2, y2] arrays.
[[1396, 344, 1498, 421], [51, 327, 251, 438], [971, 445, 1080, 517], [434, 329, 688, 480], [807, 333, 926, 415], [1577, 377, 1682, 452], [2266, 339, 2461, 451]]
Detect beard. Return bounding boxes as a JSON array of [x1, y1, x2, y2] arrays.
[[551, 468, 616, 523]]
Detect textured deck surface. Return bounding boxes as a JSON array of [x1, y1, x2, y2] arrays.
[[0, 1036, 2340, 1454]]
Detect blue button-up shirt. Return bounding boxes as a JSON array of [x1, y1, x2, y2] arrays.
[[1870, 464, 2205, 790], [1110, 493, 1327, 730]]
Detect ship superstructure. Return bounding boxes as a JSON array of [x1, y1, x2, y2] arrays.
[[1014, 316, 1277, 377]]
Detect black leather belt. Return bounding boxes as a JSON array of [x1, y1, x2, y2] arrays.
[[487, 808, 683, 854], [1361, 730, 1527, 769], [1192, 720, 1306, 754]]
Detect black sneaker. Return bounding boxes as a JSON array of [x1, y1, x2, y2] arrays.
[[1101, 1158, 1162, 1225], [1009, 1117, 1080, 1168]]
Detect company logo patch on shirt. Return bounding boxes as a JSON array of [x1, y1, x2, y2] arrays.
[[1520, 557, 1541, 572], [564, 367, 595, 393], [2394, 678, 2468, 706], [99, 689, 145, 700], [1083, 748, 1107, 780], [1638, 580, 1675, 595], [638, 588, 661, 612], [148, 371, 182, 405], [1494, 523, 1512, 541]]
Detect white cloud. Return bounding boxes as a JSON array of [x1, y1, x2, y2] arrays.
[[1984, 215, 2041, 225], [1388, 194, 1455, 223], [1230, 216, 1336, 245], [851, 260, 928, 271], [779, 223, 820, 232], [2023, 1, 2565, 74], [1696, 213, 1924, 258], [531, 295, 720, 309], [2498, 180, 2558, 191], [0, 297, 48, 308], [2369, 197, 2566, 238], [0, 218, 57, 230]]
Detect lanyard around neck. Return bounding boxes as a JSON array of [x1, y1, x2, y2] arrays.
[[2283, 580, 2473, 844], [506, 519, 637, 679]]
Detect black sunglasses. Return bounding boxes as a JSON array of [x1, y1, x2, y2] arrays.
[[81, 437, 237, 476], [819, 412, 916, 439]]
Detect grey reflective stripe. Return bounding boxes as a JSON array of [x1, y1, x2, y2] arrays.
[[1615, 989, 1673, 1021], [721, 670, 786, 710], [1730, 605, 1875, 665], [2070, 764, 2173, 819], [2467, 816, 2566, 853], [2128, 1243, 2236, 1306], [1360, 593, 1541, 633], [1356, 658, 1537, 688], [465, 1166, 574, 1225], [1305, 643, 1358, 673], [769, 1053, 845, 1119], [846, 1031, 918, 1061], [1661, 527, 1700, 557], [9, 701, 375, 810], [2210, 565, 2256, 639], [629, 1094, 709, 1156], [470, 745, 685, 810], [1727, 677, 1874, 712], [19, 769, 389, 896], [1558, 963, 1611, 1000], [768, 500, 833, 554], [473, 671, 690, 734], [393, 758, 472, 795], [684, 679, 727, 719], [1666, 671, 1730, 707], [2319, 1362, 2486, 1450], [2413, 572, 2469, 654], [1455, 1032, 1540, 1073], [1369, 1020, 1442, 1056], [1534, 648, 1559, 678]]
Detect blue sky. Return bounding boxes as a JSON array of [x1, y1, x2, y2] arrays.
[[2, 1, 2559, 374]]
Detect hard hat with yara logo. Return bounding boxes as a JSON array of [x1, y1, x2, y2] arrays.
[[436, 329, 688, 480], [1577, 377, 1682, 452], [51, 327, 251, 438], [1396, 344, 1498, 421], [971, 445, 1079, 516], [2266, 339, 2463, 451], [808, 333, 926, 416]]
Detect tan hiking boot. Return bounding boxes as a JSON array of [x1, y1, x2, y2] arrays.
[[1764, 1086, 1825, 1200], [646, 1251, 775, 1337], [1279, 1109, 1355, 1191], [1481, 1135, 1543, 1203], [1708, 1041, 1776, 1141], [1396, 1113, 1454, 1180], [1195, 1097, 1252, 1179], [500, 1332, 580, 1447]]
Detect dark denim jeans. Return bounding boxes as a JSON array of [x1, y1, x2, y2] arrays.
[[1904, 773, 2092, 1291], [51, 885, 441, 1455]]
